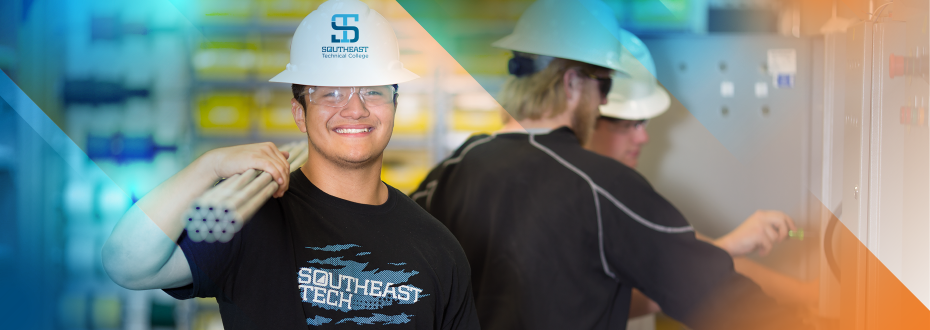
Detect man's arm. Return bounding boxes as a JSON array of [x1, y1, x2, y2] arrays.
[[705, 210, 796, 257], [605, 192, 810, 329], [732, 258, 818, 306], [629, 288, 661, 317], [699, 210, 817, 306], [629, 258, 817, 318], [101, 142, 291, 290], [629, 210, 809, 318]]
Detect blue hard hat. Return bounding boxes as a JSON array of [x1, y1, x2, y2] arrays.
[[617, 28, 658, 78]]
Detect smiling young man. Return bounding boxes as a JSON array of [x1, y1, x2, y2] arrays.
[[101, 1, 478, 329]]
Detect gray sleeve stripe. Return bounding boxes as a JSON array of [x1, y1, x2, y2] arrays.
[[441, 135, 496, 167], [528, 134, 616, 279], [527, 134, 693, 233], [528, 134, 695, 279], [593, 185, 695, 234], [412, 136, 496, 212], [410, 190, 428, 201]]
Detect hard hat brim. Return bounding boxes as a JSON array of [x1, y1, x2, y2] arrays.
[[492, 36, 628, 74], [599, 86, 671, 120]]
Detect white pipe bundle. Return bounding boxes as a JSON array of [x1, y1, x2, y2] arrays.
[[183, 142, 309, 243]]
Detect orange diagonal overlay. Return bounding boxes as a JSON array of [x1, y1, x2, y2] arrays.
[[813, 195, 930, 329]]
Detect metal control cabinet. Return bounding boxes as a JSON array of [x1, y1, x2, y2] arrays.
[[640, 35, 817, 279], [840, 16, 930, 308], [815, 11, 930, 325]]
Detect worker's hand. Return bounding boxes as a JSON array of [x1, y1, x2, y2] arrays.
[[201, 142, 291, 198], [714, 210, 797, 257]]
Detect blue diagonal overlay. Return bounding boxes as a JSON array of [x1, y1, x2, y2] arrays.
[[0, 69, 112, 182]]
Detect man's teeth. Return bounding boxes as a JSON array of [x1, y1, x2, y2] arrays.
[[335, 128, 371, 133]]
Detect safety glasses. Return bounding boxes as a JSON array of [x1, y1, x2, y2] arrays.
[[299, 85, 397, 108], [623, 119, 648, 130], [581, 71, 613, 99], [599, 116, 649, 131]]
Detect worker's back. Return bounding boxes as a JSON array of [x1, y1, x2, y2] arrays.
[[412, 127, 808, 330]]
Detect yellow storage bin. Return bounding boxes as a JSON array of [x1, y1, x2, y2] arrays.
[[382, 165, 430, 194], [259, 105, 302, 134], [393, 93, 429, 135], [394, 113, 430, 135], [451, 109, 503, 132], [381, 150, 431, 194], [257, 90, 301, 135], [196, 92, 253, 134]]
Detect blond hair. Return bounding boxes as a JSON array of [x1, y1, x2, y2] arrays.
[[497, 58, 605, 121]]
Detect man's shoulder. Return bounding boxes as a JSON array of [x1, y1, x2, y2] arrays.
[[388, 185, 465, 244], [575, 148, 649, 182], [454, 133, 495, 155], [389, 184, 446, 223], [244, 194, 289, 233], [531, 138, 649, 183]]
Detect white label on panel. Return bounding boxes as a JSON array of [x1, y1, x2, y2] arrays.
[[755, 82, 768, 98], [720, 81, 734, 98], [767, 48, 797, 74]]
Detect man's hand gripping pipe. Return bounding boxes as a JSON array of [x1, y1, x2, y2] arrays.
[[183, 142, 309, 243]]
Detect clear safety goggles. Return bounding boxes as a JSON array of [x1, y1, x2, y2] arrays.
[[299, 85, 397, 108], [600, 117, 649, 131], [623, 119, 648, 130]]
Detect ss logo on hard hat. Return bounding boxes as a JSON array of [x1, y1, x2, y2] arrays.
[[331, 14, 359, 43]]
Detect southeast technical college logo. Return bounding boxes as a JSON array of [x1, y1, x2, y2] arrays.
[[322, 14, 368, 58], [331, 14, 359, 43]]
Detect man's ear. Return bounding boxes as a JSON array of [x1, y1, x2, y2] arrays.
[[563, 69, 583, 112], [291, 98, 307, 133]]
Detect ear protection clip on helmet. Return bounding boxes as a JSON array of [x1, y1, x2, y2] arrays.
[[508, 54, 536, 77], [507, 52, 555, 77]]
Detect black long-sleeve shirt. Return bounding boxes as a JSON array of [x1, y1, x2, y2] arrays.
[[165, 170, 480, 329], [411, 127, 807, 330]]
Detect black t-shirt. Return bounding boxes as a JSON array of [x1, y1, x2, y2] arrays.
[[165, 170, 479, 330], [411, 127, 808, 330]]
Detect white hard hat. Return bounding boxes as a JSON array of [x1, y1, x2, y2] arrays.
[[600, 29, 670, 120], [492, 0, 624, 72], [269, 0, 418, 86]]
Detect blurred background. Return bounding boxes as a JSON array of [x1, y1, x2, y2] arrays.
[[1, 0, 927, 329]]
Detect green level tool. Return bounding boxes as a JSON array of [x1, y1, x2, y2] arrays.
[[788, 229, 804, 240]]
